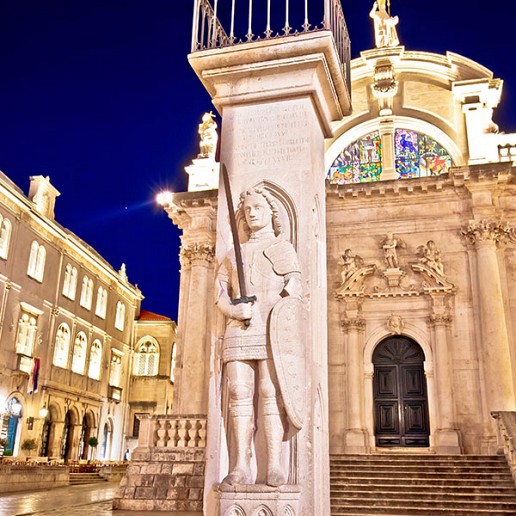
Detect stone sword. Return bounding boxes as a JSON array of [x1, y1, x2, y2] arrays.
[[221, 164, 257, 327]]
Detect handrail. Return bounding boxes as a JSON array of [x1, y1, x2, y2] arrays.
[[492, 411, 516, 484], [191, 0, 350, 90]]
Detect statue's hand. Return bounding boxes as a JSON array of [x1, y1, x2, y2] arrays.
[[231, 303, 253, 321]]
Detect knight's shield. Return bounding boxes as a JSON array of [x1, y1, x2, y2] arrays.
[[269, 296, 307, 430]]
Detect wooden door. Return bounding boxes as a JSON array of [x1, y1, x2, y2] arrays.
[[373, 337, 430, 447]]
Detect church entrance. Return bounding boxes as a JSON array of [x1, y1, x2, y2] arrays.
[[373, 336, 430, 447]]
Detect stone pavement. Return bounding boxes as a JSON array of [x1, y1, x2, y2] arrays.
[[0, 482, 200, 516]]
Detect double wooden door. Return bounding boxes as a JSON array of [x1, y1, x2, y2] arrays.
[[373, 337, 430, 447]]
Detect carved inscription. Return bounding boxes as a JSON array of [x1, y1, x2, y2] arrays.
[[233, 106, 310, 169]]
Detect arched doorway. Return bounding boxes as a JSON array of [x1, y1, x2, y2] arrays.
[[5, 397, 23, 456], [101, 418, 113, 460], [373, 336, 430, 447], [79, 411, 95, 460], [61, 410, 77, 461]]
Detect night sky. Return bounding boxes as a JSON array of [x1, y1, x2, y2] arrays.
[[0, 1, 514, 320]]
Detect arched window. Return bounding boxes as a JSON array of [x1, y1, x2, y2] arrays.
[[62, 264, 78, 300], [95, 287, 107, 319], [109, 351, 123, 387], [27, 241, 46, 281], [53, 323, 71, 368], [16, 312, 38, 356], [327, 129, 453, 184], [170, 343, 177, 383], [0, 217, 12, 259], [115, 301, 125, 331], [80, 276, 94, 309], [71, 331, 88, 374], [87, 340, 102, 380], [133, 338, 159, 376]]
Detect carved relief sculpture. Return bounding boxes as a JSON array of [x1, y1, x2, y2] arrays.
[[387, 314, 404, 335], [215, 186, 305, 487], [338, 249, 364, 285], [380, 232, 405, 269], [369, 0, 399, 48], [417, 240, 445, 276], [198, 111, 218, 158]]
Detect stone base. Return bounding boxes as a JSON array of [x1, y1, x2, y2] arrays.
[[434, 429, 462, 454], [344, 429, 369, 454], [216, 484, 301, 516], [113, 448, 205, 513]]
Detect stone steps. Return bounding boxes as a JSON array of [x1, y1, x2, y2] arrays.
[[330, 454, 516, 515], [69, 472, 107, 485]]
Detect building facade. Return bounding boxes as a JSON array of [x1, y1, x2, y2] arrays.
[[0, 173, 176, 462]]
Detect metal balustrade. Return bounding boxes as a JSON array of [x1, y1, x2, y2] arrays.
[[191, 0, 350, 91]]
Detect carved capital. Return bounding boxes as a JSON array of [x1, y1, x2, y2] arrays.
[[180, 243, 215, 268], [341, 318, 366, 333], [461, 219, 511, 248], [428, 313, 452, 326], [4, 282, 11, 290]]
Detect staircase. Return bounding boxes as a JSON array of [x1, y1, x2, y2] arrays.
[[69, 471, 108, 485], [330, 454, 516, 515]]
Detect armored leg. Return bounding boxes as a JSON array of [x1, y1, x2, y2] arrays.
[[223, 361, 254, 485], [260, 359, 286, 487]]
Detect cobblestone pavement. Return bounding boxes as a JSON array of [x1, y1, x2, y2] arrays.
[[0, 483, 199, 516]]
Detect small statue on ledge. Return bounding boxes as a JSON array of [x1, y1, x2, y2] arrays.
[[370, 0, 399, 48], [380, 232, 405, 269], [338, 249, 365, 285], [198, 111, 218, 159], [417, 240, 445, 276]]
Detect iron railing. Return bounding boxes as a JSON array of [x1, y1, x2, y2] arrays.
[[191, 0, 350, 91]]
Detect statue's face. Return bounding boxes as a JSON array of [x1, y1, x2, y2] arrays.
[[243, 193, 272, 232]]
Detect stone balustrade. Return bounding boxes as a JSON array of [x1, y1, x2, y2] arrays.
[[153, 415, 207, 448], [492, 411, 516, 483]]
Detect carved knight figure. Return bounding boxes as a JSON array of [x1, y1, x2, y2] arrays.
[[370, 0, 399, 48], [198, 111, 218, 158], [215, 187, 304, 487]]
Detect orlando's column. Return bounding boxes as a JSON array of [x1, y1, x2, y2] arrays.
[[189, 10, 351, 516]]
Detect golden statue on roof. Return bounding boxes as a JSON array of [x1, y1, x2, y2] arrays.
[[370, 0, 399, 48]]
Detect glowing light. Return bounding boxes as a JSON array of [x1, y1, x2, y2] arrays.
[[39, 403, 49, 419], [156, 191, 174, 207]]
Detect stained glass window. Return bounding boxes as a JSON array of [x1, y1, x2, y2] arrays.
[[328, 131, 382, 184], [328, 129, 453, 184], [395, 129, 452, 178]]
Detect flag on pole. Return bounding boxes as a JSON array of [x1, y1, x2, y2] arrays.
[[27, 357, 40, 395]]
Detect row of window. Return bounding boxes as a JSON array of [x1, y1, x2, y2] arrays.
[[63, 265, 125, 328], [0, 218, 127, 329]]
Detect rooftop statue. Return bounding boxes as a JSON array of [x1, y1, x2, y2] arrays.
[[370, 0, 399, 48], [198, 111, 218, 159]]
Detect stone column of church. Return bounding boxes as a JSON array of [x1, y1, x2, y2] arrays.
[[342, 317, 368, 453], [190, 31, 351, 515], [173, 243, 215, 415], [463, 221, 515, 430], [428, 310, 461, 453]]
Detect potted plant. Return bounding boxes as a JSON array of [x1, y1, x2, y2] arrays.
[[21, 438, 37, 457], [0, 437, 8, 459], [87, 436, 98, 460]]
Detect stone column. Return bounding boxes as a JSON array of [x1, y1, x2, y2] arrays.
[[190, 31, 351, 516], [428, 297, 462, 453], [162, 193, 217, 417], [341, 316, 368, 453], [461, 220, 515, 417], [175, 243, 215, 415]]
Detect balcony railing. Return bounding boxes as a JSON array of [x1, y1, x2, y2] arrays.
[[137, 415, 207, 450], [192, 0, 350, 91]]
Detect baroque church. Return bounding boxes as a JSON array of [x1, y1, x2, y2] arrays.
[[119, 1, 516, 514]]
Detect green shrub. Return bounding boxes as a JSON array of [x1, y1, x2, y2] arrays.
[[87, 436, 98, 447], [21, 438, 37, 454]]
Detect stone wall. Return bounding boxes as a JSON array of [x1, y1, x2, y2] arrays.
[[0, 464, 69, 493], [113, 415, 206, 513]]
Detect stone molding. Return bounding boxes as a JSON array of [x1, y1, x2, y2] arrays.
[[460, 219, 512, 248], [341, 318, 366, 333], [428, 313, 453, 327], [179, 243, 215, 268]]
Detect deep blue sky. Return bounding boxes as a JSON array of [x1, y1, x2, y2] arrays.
[[0, 1, 514, 320]]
